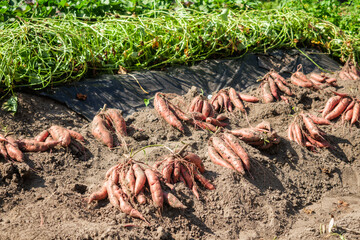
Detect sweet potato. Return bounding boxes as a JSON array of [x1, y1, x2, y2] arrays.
[[110, 167, 119, 185], [105, 180, 120, 208], [307, 114, 331, 125], [48, 125, 71, 147], [208, 102, 215, 118], [183, 152, 205, 173], [349, 71, 360, 81], [304, 132, 331, 148], [189, 96, 202, 112], [173, 161, 181, 183], [91, 115, 114, 148], [309, 73, 326, 82], [302, 114, 323, 140], [180, 164, 193, 189], [208, 145, 235, 170], [274, 78, 293, 96], [5, 137, 23, 162], [132, 164, 146, 196], [67, 129, 85, 141], [144, 169, 163, 210], [307, 77, 323, 87], [162, 159, 174, 184], [17, 139, 59, 152], [0, 141, 9, 160], [238, 93, 259, 103], [154, 93, 184, 132], [288, 122, 294, 141], [294, 66, 312, 83], [105, 165, 118, 180], [269, 71, 287, 85], [291, 75, 313, 88], [189, 112, 207, 121], [113, 186, 148, 223], [262, 82, 274, 103], [229, 128, 262, 142], [34, 130, 50, 142], [211, 136, 245, 175], [325, 78, 337, 86], [217, 95, 224, 110], [322, 96, 342, 118], [125, 167, 136, 194], [192, 184, 200, 200], [344, 109, 353, 121], [255, 121, 271, 131], [293, 123, 304, 146], [201, 100, 212, 117], [163, 191, 187, 209], [220, 91, 232, 112], [193, 168, 215, 190], [343, 99, 355, 114], [193, 120, 217, 132], [194, 99, 204, 113], [216, 114, 228, 121], [105, 108, 127, 136], [88, 184, 108, 204], [325, 97, 351, 120], [222, 132, 250, 172], [168, 102, 191, 121], [206, 117, 228, 127], [268, 77, 279, 100], [339, 71, 352, 81], [212, 99, 220, 111], [136, 189, 147, 205], [351, 102, 360, 125], [229, 88, 245, 112]]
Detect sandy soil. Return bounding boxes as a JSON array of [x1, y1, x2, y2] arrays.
[[0, 71, 359, 240]]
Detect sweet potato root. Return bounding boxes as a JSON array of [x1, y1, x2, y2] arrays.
[[144, 169, 163, 210], [105, 108, 127, 137], [17, 139, 59, 152], [5, 136, 24, 162], [163, 191, 187, 209], [208, 145, 235, 170], [91, 115, 114, 148], [48, 125, 71, 147], [211, 136, 245, 175], [154, 92, 184, 132]]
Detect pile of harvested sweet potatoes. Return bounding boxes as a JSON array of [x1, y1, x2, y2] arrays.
[[209, 87, 259, 112], [208, 132, 250, 175], [0, 125, 84, 162], [288, 113, 331, 150], [153, 146, 215, 199], [261, 70, 293, 103], [338, 58, 360, 81], [321, 92, 359, 124], [91, 107, 127, 148], [291, 65, 337, 89], [88, 146, 215, 222], [229, 121, 280, 149]]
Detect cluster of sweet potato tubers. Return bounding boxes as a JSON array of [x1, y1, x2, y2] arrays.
[[88, 146, 215, 223], [0, 125, 84, 162]]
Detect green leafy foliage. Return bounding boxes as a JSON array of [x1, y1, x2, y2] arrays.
[[2, 95, 18, 114], [0, 0, 359, 95], [1, 8, 359, 93]]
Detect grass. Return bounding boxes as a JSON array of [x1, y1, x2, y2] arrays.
[[0, 4, 359, 96]]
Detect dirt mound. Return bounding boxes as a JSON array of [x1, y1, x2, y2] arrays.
[[0, 71, 359, 240]]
